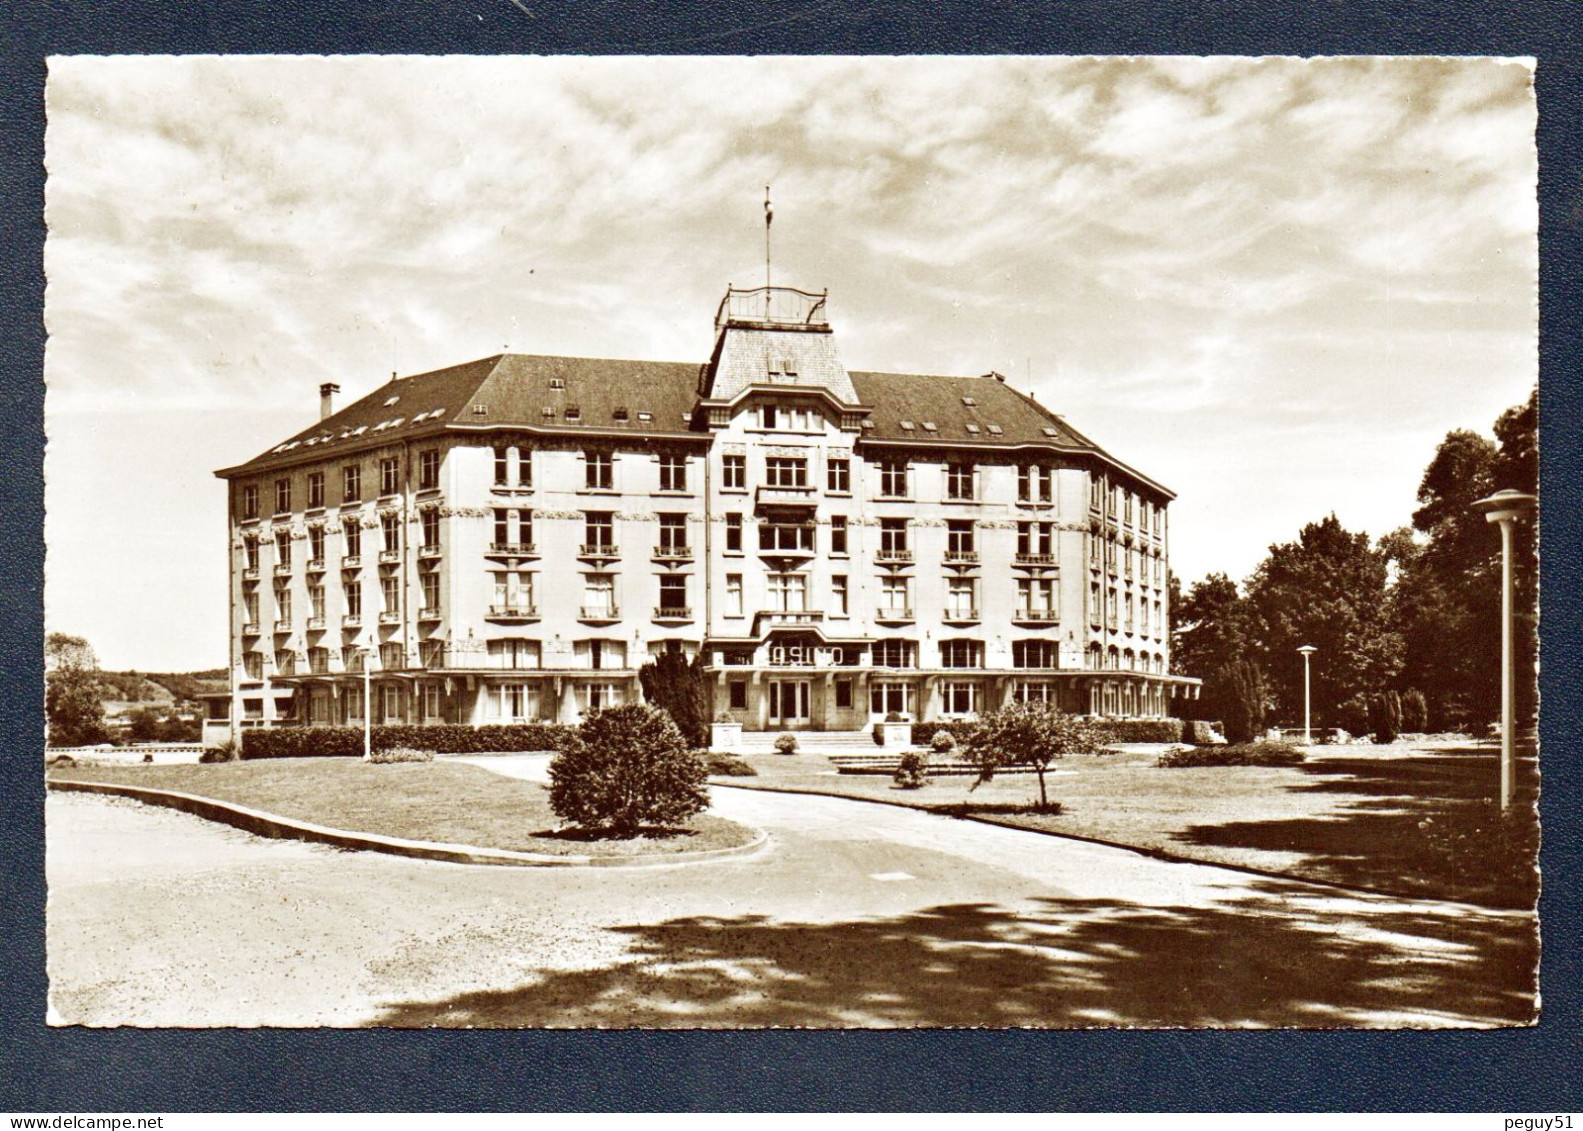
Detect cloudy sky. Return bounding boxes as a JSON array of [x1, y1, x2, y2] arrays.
[[43, 55, 1537, 671]]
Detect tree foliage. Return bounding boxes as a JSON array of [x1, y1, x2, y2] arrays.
[[1209, 659, 1268, 744], [960, 701, 1100, 810], [45, 633, 109, 747], [547, 704, 709, 836], [637, 649, 710, 749]]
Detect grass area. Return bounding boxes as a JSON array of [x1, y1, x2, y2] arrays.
[[714, 742, 1538, 908], [50, 758, 756, 857]]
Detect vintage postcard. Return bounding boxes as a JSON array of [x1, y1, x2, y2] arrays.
[[42, 54, 1539, 1028]]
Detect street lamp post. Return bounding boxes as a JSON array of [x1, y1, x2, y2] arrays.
[[1297, 645, 1317, 746], [1471, 488, 1537, 811], [362, 636, 374, 761]]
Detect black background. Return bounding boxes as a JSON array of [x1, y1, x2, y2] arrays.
[[2, 0, 1579, 1113]]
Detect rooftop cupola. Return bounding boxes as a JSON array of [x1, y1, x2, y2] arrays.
[[698, 283, 862, 406]]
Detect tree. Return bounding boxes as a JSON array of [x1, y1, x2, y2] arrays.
[[45, 632, 109, 747], [1241, 515, 1403, 725], [637, 649, 710, 748], [1494, 387, 1538, 730], [1171, 572, 1251, 722], [548, 704, 709, 835], [1209, 659, 1268, 744], [960, 701, 1101, 811]]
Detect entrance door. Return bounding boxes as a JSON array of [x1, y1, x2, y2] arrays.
[[768, 680, 811, 728]]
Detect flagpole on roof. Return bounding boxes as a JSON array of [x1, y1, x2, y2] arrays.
[[764, 184, 773, 317]]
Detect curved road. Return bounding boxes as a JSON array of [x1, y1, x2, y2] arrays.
[[46, 758, 1536, 1028]]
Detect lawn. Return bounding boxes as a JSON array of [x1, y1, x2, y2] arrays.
[[49, 758, 755, 858], [717, 741, 1539, 908]]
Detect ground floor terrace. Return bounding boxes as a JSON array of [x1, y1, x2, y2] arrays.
[[245, 665, 1197, 732]]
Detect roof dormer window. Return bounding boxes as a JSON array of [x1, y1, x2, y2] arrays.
[[549, 377, 566, 391]]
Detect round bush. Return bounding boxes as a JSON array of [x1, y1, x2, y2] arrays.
[[929, 729, 957, 754], [893, 749, 930, 789], [548, 704, 709, 835], [774, 732, 798, 755]]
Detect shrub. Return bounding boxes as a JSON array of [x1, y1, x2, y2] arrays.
[[909, 720, 979, 745], [1089, 718, 1185, 744], [1156, 740, 1305, 768], [929, 729, 957, 754], [893, 749, 930, 789], [240, 724, 575, 759], [200, 738, 240, 764], [637, 649, 710, 748], [1369, 690, 1402, 744], [1401, 688, 1429, 733], [548, 704, 709, 835], [1181, 720, 1225, 746], [1210, 660, 1268, 744], [367, 746, 434, 764], [1335, 694, 1372, 738], [884, 711, 905, 723], [774, 732, 798, 755], [703, 753, 756, 777], [960, 701, 1101, 810]]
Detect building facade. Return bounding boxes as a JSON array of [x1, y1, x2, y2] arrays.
[[216, 285, 1196, 735]]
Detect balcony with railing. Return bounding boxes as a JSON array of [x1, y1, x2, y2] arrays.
[[378, 610, 401, 625], [754, 609, 823, 628], [273, 618, 292, 632], [579, 542, 618, 560], [653, 545, 694, 562], [578, 605, 621, 623], [342, 614, 362, 629], [418, 544, 442, 561], [714, 284, 829, 332], [755, 484, 817, 506], [242, 621, 260, 636], [241, 566, 260, 582], [378, 549, 402, 565], [943, 550, 979, 565], [653, 605, 693, 621], [942, 607, 980, 623], [875, 548, 914, 565], [1014, 608, 1060, 624], [418, 606, 442, 621], [488, 542, 538, 558], [1015, 552, 1057, 566], [487, 604, 539, 623], [875, 606, 914, 624], [306, 616, 326, 631], [307, 558, 326, 573], [273, 562, 293, 576]]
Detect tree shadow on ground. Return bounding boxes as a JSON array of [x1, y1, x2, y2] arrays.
[[531, 826, 698, 843], [1173, 749, 1539, 907], [367, 880, 1536, 1029]]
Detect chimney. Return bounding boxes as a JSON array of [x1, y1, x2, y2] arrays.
[[319, 382, 340, 421]]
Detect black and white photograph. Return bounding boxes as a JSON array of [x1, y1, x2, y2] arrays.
[[41, 54, 1539, 1030]]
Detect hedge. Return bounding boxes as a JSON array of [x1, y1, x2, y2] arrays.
[[910, 717, 1187, 745], [240, 724, 575, 760], [1156, 740, 1305, 768]]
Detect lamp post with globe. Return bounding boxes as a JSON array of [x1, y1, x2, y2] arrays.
[[1297, 645, 1317, 746], [1470, 488, 1537, 810]]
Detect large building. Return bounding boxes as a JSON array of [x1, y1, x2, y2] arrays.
[[216, 284, 1196, 735]]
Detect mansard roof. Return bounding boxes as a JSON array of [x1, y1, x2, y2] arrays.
[[218, 352, 1171, 498]]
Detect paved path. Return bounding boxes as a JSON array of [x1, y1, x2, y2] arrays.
[[47, 758, 1537, 1028]]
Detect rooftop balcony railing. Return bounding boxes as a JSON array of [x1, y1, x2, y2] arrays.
[[715, 284, 829, 331]]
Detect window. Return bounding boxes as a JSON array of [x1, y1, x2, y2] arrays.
[[421, 509, 440, 550], [494, 447, 510, 487], [658, 513, 688, 552], [274, 586, 292, 623], [274, 649, 296, 676], [586, 451, 613, 490], [879, 518, 909, 555], [870, 681, 914, 715], [765, 457, 807, 488], [1107, 586, 1119, 630], [380, 457, 400, 496], [582, 682, 622, 711], [243, 592, 259, 626], [583, 575, 615, 616], [947, 520, 975, 557], [1016, 681, 1058, 705], [873, 639, 915, 669], [381, 573, 400, 613], [422, 683, 443, 721], [343, 519, 361, 559], [345, 581, 362, 619], [658, 575, 688, 613], [1090, 477, 1102, 510], [241, 485, 259, 520], [584, 511, 614, 550], [760, 521, 814, 552], [299, 473, 321, 511], [942, 682, 979, 715], [418, 449, 440, 491], [1126, 591, 1136, 631], [308, 526, 325, 562], [767, 572, 807, 612], [879, 460, 909, 498], [725, 512, 743, 552], [492, 570, 534, 613], [1019, 577, 1057, 616], [761, 404, 777, 429], [658, 454, 687, 492], [722, 454, 746, 490], [309, 584, 326, 621], [381, 512, 400, 552], [945, 463, 976, 501], [421, 572, 440, 614], [275, 531, 292, 568], [831, 575, 849, 616], [947, 577, 976, 617], [880, 576, 910, 614], [827, 457, 850, 493], [1018, 464, 1054, 503], [941, 639, 982, 669], [830, 515, 848, 555], [1017, 521, 1054, 558], [274, 477, 291, 514], [243, 651, 263, 680], [1090, 581, 1102, 626], [343, 464, 361, 503], [1014, 640, 1060, 669], [726, 574, 744, 617], [244, 539, 260, 570], [493, 508, 512, 548], [835, 678, 853, 709]]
